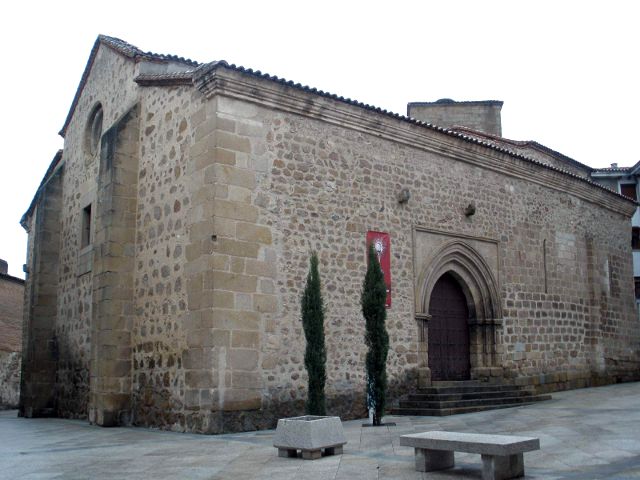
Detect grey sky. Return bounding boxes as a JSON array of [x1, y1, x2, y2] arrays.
[[1, 0, 638, 278]]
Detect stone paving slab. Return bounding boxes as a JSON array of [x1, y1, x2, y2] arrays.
[[1, 382, 640, 479]]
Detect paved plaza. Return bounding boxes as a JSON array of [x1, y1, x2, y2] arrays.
[[1, 382, 639, 479]]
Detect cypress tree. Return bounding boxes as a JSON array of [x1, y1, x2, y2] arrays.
[[362, 243, 389, 426], [301, 252, 327, 415]]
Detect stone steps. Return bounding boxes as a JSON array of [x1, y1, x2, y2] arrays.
[[407, 390, 538, 402], [392, 381, 552, 417], [416, 384, 531, 395]]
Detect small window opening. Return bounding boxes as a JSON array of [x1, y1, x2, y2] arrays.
[[543, 238, 548, 294], [620, 183, 637, 201], [633, 227, 640, 250], [81, 204, 92, 248]]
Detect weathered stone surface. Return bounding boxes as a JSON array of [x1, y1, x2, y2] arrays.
[[0, 352, 21, 408]]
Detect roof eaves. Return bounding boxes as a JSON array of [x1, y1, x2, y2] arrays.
[[592, 167, 631, 172], [56, 37, 635, 211], [527, 141, 594, 172], [21, 150, 63, 231], [193, 62, 631, 206], [628, 160, 640, 176]]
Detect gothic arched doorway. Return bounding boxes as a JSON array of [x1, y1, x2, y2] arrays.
[[415, 239, 502, 387], [428, 273, 470, 381]]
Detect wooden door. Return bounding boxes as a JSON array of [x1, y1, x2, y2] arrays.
[[428, 273, 470, 381]]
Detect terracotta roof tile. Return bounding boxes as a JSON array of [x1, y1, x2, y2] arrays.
[[449, 126, 593, 173], [592, 166, 631, 172], [99, 35, 200, 67]]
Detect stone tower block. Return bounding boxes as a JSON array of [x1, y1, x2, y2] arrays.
[[407, 99, 503, 136]]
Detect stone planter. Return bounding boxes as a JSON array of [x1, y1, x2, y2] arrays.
[[273, 415, 347, 460]]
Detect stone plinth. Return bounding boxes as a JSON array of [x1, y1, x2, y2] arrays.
[[273, 416, 347, 460]]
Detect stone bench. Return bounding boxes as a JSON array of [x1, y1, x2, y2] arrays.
[[400, 431, 540, 480]]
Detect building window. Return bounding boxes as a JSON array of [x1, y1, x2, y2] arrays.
[[85, 103, 103, 156], [620, 183, 637, 201], [633, 227, 640, 250], [635, 278, 640, 301], [81, 204, 92, 248]]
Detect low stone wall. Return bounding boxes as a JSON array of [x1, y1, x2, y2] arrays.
[[0, 351, 21, 408]]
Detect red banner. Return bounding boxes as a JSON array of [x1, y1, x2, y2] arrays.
[[366, 231, 391, 307]]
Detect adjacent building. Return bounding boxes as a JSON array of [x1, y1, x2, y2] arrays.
[[0, 260, 24, 408], [19, 36, 640, 433], [590, 163, 640, 302]]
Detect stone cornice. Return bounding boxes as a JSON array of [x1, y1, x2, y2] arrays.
[[193, 65, 636, 218]]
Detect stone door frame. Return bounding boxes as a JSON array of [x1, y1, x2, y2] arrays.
[[415, 239, 503, 387]]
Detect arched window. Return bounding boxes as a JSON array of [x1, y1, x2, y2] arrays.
[[86, 103, 103, 156]]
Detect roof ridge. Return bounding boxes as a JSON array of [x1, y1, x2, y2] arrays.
[[450, 126, 593, 172], [98, 34, 200, 67]]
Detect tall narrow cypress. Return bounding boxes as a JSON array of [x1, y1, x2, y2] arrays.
[[301, 252, 327, 415], [362, 243, 389, 426]]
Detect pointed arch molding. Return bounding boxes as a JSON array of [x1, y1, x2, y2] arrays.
[[413, 231, 504, 386], [416, 239, 502, 324]]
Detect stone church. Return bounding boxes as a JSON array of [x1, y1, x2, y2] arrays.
[[19, 35, 640, 433]]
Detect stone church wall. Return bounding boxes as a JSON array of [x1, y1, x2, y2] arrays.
[[20, 45, 640, 433], [165, 70, 638, 432], [261, 103, 629, 401]]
